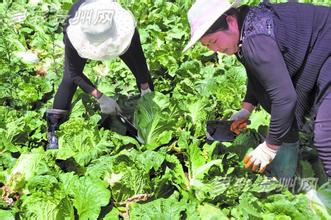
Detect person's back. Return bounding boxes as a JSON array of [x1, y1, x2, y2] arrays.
[[271, 2, 331, 76], [262, 2, 331, 127]]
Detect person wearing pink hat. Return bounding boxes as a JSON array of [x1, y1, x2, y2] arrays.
[[45, 0, 153, 150], [184, 0, 331, 182]]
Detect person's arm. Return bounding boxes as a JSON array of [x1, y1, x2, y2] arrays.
[[243, 78, 258, 112], [242, 35, 297, 146], [64, 34, 100, 97], [230, 81, 256, 122], [64, 37, 121, 114], [119, 29, 154, 91]]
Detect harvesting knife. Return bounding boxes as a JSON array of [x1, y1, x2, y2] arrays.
[[206, 120, 250, 142], [117, 112, 144, 143]]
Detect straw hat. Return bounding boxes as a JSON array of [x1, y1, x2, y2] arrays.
[[183, 0, 240, 52], [67, 0, 136, 60]]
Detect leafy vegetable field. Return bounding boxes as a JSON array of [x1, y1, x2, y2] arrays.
[[1, 0, 330, 219]]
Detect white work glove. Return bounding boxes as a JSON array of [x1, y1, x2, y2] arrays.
[[97, 94, 122, 115], [243, 141, 278, 173], [230, 108, 251, 121], [141, 87, 152, 97]]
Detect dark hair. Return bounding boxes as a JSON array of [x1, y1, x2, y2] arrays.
[[203, 7, 242, 37]]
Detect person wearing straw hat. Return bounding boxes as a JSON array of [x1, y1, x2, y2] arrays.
[[184, 0, 331, 181], [45, 0, 153, 150]]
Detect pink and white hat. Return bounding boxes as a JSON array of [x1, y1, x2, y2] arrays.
[[183, 0, 240, 52]]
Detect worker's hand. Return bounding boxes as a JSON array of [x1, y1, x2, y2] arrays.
[[243, 141, 278, 173], [140, 83, 152, 97], [230, 119, 249, 135], [141, 87, 152, 96], [230, 109, 251, 135], [97, 94, 122, 115], [230, 108, 251, 121]]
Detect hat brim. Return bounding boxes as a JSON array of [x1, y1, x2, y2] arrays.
[[183, 0, 240, 52]]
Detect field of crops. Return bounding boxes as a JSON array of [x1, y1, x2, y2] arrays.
[[1, 0, 331, 219]]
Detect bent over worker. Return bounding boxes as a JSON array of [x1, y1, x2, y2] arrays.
[[45, 0, 153, 149], [184, 0, 331, 179]]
